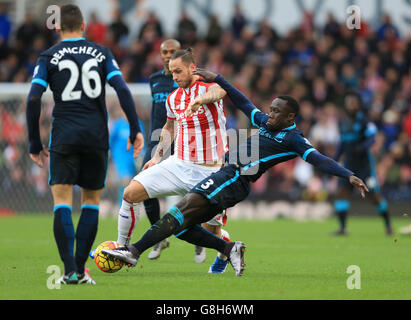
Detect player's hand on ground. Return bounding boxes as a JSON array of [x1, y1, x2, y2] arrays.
[[185, 97, 203, 117], [192, 68, 218, 83], [349, 175, 369, 198], [127, 132, 144, 158], [29, 146, 49, 168]]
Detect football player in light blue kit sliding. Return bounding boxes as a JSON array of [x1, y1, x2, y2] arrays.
[[103, 69, 369, 277]]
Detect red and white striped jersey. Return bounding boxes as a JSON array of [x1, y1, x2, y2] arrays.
[[165, 80, 228, 164]]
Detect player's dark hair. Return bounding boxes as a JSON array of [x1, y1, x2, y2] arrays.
[[278, 95, 299, 117], [60, 4, 83, 32], [170, 48, 196, 65], [345, 90, 363, 109]]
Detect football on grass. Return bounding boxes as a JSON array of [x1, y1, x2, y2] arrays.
[[94, 241, 124, 273]]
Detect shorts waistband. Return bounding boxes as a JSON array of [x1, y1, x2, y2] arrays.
[[173, 156, 222, 168]]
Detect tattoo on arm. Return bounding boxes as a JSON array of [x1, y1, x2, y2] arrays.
[[155, 119, 176, 159], [198, 85, 227, 104]]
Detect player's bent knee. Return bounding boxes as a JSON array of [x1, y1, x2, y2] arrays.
[[123, 180, 149, 203], [178, 193, 208, 212], [202, 223, 221, 236], [166, 204, 196, 230], [174, 193, 216, 228]]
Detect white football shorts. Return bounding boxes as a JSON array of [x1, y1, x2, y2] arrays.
[[134, 156, 227, 226]]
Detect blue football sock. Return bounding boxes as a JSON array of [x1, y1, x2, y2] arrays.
[[377, 200, 391, 227], [132, 207, 183, 253], [175, 224, 227, 254], [334, 200, 350, 229], [53, 204, 77, 274], [75, 205, 99, 274]]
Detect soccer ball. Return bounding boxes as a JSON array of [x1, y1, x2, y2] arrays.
[[94, 241, 124, 273]]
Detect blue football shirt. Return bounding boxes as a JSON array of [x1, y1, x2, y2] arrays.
[[32, 37, 122, 150]]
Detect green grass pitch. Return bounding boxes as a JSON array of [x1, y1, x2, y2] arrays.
[[1, 214, 411, 300]]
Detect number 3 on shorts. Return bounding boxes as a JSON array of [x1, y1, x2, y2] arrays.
[[201, 179, 214, 189]]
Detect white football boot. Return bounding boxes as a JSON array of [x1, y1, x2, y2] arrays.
[[77, 268, 96, 285], [194, 245, 206, 263], [102, 246, 139, 267], [228, 241, 246, 276], [148, 238, 170, 260]]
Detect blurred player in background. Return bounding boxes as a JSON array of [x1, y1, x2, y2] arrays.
[[116, 48, 232, 273], [26, 4, 144, 284], [140, 39, 180, 260], [333, 92, 392, 236], [109, 107, 146, 206], [103, 70, 369, 277]]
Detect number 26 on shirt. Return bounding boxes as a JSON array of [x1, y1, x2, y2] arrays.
[[58, 58, 102, 101]]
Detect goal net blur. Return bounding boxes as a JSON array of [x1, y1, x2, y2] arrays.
[[0, 83, 151, 215]]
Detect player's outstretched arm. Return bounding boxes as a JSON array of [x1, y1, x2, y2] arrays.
[[192, 69, 259, 120], [109, 75, 144, 158], [185, 71, 227, 117], [348, 175, 369, 198], [305, 150, 369, 198], [26, 83, 49, 167]]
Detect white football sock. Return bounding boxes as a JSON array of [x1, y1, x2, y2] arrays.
[[117, 198, 140, 246]]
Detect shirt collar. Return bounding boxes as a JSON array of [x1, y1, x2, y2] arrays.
[[61, 37, 85, 42], [182, 80, 198, 94], [282, 123, 296, 131]]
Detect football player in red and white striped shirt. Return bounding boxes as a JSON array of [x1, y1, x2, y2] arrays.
[[165, 75, 228, 164], [117, 48, 231, 272]]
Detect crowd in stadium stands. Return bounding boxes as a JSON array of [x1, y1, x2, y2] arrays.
[[0, 5, 410, 207]]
